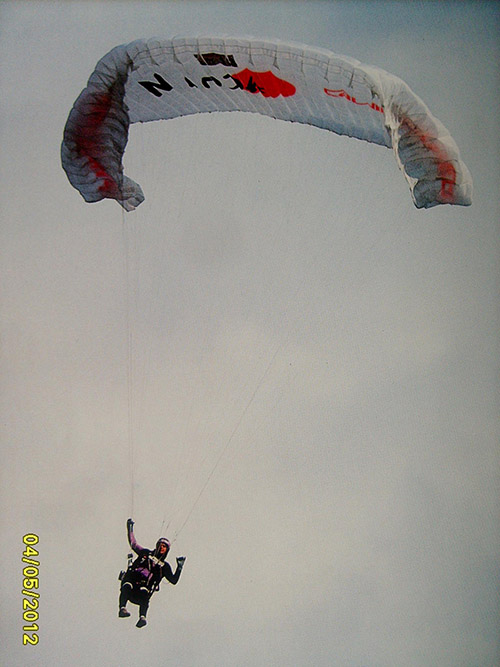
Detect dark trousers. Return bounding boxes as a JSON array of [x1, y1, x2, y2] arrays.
[[119, 580, 151, 617]]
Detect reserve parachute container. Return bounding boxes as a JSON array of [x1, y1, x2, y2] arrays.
[[61, 36, 472, 210]]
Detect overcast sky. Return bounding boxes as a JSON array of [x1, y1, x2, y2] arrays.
[[1, 2, 499, 666]]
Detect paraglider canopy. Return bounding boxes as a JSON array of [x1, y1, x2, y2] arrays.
[[61, 36, 472, 210]]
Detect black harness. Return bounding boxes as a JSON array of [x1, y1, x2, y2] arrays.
[[119, 551, 164, 594]]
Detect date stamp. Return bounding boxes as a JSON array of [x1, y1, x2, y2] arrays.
[[21, 534, 39, 645]]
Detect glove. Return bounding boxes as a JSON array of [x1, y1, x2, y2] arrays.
[[177, 556, 186, 568], [127, 518, 134, 529]]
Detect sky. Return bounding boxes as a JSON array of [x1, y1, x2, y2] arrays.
[[1, 1, 499, 665]]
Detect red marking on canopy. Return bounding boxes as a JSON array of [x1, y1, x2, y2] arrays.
[[324, 88, 384, 113], [73, 92, 119, 198], [400, 117, 457, 203], [233, 69, 296, 98]]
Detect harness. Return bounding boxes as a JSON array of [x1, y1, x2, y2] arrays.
[[119, 551, 164, 594]]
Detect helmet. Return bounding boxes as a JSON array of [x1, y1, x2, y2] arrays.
[[155, 537, 171, 558]]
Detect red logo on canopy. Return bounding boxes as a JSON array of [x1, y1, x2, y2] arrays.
[[232, 69, 296, 98]]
